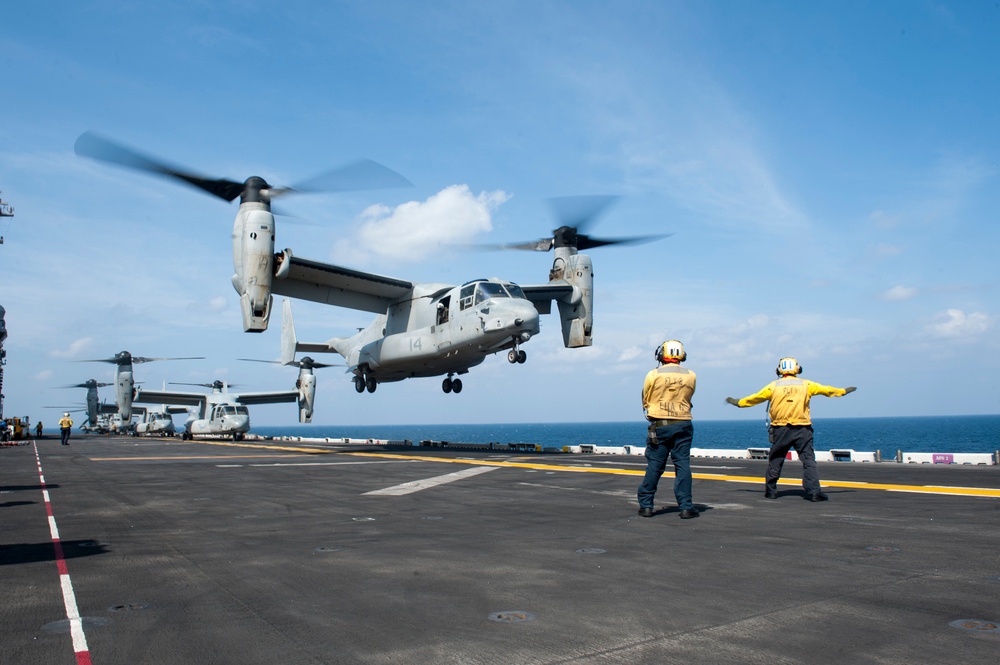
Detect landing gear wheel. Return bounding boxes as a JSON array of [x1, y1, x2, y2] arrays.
[[354, 376, 365, 393], [365, 376, 377, 393], [508, 349, 518, 363], [442, 378, 453, 393], [452, 378, 463, 393], [517, 350, 527, 364]]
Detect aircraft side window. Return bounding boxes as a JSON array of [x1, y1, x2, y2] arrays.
[[505, 283, 526, 299], [459, 284, 475, 311], [437, 296, 451, 325]]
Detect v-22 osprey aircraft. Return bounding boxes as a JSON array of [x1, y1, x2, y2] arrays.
[[134, 370, 317, 440], [75, 133, 665, 395]]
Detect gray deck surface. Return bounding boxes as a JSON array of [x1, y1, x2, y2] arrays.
[[3, 434, 999, 664]]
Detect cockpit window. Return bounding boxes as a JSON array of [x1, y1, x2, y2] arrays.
[[505, 283, 526, 299], [475, 282, 509, 305], [235, 406, 249, 416]]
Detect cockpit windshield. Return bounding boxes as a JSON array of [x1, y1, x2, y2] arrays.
[[474, 282, 509, 305], [221, 406, 249, 417]]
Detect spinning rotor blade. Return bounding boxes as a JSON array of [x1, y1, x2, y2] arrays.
[[75, 132, 411, 204], [483, 195, 671, 252], [75, 132, 245, 202], [238, 357, 341, 369], [59, 382, 113, 389], [284, 159, 412, 196], [169, 381, 243, 389], [549, 195, 620, 230], [131, 356, 205, 365], [76, 353, 204, 366]]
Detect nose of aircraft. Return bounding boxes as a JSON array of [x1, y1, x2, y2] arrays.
[[227, 414, 250, 432], [511, 300, 540, 335]]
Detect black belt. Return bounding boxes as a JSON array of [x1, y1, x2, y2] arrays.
[[648, 418, 687, 427]]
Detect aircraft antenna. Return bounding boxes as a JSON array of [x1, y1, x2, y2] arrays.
[[0, 191, 13, 249]]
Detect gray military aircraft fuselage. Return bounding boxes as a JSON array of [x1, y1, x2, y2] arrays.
[[283, 278, 543, 394]]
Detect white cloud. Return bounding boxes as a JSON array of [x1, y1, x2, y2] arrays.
[[331, 185, 510, 264], [881, 285, 918, 301], [923, 309, 991, 339], [49, 337, 95, 359], [208, 297, 228, 313]]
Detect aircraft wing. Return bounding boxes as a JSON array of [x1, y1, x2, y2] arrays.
[[166, 405, 191, 415], [134, 388, 207, 407], [235, 390, 299, 406], [99, 403, 120, 415], [521, 282, 576, 315], [273, 253, 414, 314]]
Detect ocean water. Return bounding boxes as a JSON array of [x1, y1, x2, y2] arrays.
[[252, 414, 1000, 455]]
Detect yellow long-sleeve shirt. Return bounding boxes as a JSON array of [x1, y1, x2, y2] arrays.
[[59, 417, 73, 429], [736, 376, 847, 426], [642, 364, 696, 420]]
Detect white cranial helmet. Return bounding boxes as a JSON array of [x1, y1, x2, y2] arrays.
[[777, 357, 801, 376]]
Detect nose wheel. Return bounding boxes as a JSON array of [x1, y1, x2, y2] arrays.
[[442, 375, 463, 394]]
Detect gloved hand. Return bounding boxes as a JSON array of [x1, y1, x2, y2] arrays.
[[725, 397, 740, 406], [844, 386, 857, 394]]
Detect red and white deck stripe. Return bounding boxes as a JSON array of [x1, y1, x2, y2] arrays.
[[33, 443, 94, 665]]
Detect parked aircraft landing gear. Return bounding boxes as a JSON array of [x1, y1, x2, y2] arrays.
[[442, 375, 463, 394]]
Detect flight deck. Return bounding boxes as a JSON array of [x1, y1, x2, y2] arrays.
[[3, 434, 999, 664]]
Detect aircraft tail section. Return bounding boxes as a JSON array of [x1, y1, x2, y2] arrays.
[[282, 298, 353, 363], [281, 299, 298, 365]]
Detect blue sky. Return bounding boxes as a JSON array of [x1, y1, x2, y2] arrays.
[[2, 1, 998, 427]]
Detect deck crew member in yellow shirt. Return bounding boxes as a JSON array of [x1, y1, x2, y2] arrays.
[[638, 340, 699, 519], [725, 357, 855, 501], [59, 412, 74, 445]]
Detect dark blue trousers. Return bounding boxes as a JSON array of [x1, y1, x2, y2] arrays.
[[766, 425, 820, 494], [637, 421, 694, 510]]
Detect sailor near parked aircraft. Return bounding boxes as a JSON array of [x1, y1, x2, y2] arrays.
[[133, 375, 314, 440], [75, 134, 666, 395]]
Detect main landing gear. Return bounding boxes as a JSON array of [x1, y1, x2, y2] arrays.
[[354, 374, 377, 394], [508, 348, 527, 364], [442, 374, 463, 394]]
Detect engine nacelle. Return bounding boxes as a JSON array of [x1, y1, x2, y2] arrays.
[[556, 253, 593, 348], [297, 369, 316, 424], [231, 203, 276, 332], [116, 370, 135, 419]]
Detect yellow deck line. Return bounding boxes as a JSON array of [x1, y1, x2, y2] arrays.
[[109, 440, 1000, 498]]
